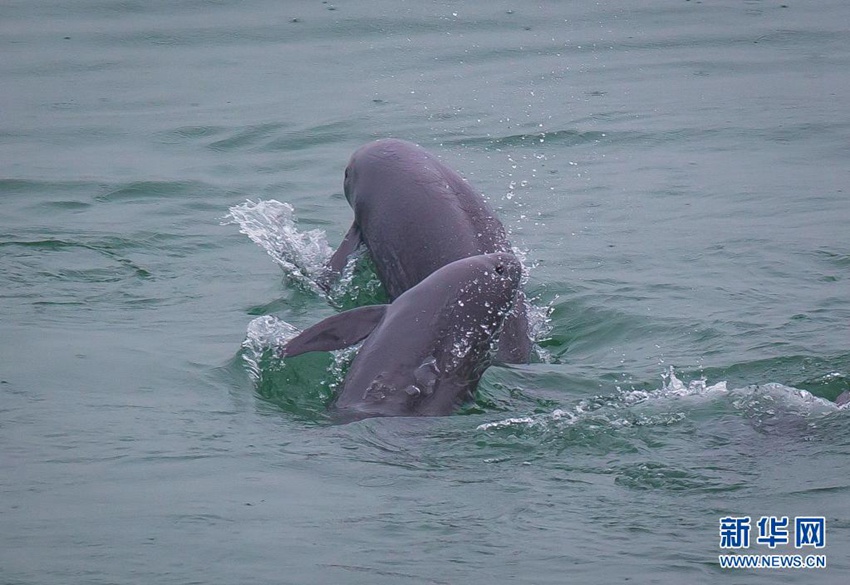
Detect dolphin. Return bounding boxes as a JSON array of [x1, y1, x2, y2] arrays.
[[321, 138, 532, 364], [282, 252, 522, 420]]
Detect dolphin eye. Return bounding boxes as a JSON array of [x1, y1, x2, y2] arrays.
[[495, 263, 505, 275]]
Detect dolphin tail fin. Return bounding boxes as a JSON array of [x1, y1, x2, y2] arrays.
[[317, 222, 362, 292], [279, 304, 387, 357]]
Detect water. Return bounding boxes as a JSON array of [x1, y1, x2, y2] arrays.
[[2, 1, 849, 583]]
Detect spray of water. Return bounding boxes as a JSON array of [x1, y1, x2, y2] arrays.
[[224, 199, 332, 295], [241, 315, 300, 381]]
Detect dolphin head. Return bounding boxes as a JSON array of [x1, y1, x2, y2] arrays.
[[343, 139, 429, 208]]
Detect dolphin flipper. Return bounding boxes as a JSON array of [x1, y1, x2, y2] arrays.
[[494, 291, 533, 364], [279, 304, 387, 357], [317, 222, 362, 293]]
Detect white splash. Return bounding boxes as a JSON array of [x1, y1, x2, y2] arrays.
[[224, 199, 332, 295], [241, 315, 300, 381], [326, 343, 361, 392], [621, 368, 728, 406], [477, 367, 839, 432]]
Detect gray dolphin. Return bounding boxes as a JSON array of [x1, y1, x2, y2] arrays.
[[282, 252, 522, 420], [322, 138, 532, 364]]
